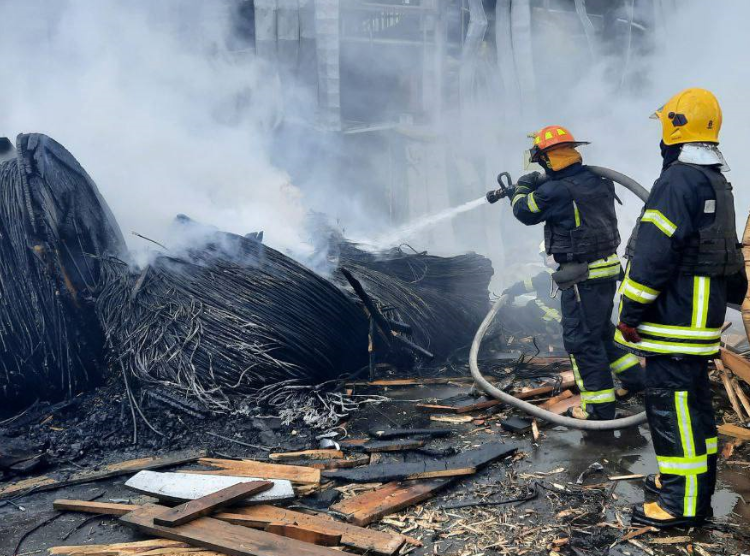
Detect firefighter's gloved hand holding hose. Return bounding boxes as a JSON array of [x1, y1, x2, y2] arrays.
[[477, 163, 651, 431]]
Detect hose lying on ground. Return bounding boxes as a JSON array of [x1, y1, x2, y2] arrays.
[[470, 166, 650, 430]]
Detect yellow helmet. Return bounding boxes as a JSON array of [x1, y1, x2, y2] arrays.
[[651, 88, 722, 145]]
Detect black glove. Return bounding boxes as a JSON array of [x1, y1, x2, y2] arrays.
[[517, 171, 543, 191]]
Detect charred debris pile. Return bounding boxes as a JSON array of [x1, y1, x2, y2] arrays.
[[0, 133, 494, 422]]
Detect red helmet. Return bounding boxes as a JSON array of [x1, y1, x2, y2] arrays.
[[529, 125, 589, 162]]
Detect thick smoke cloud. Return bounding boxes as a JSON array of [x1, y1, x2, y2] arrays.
[[0, 0, 746, 279], [0, 0, 309, 258]]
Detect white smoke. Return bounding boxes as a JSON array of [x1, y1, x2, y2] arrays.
[[0, 0, 747, 279], [0, 0, 309, 258]]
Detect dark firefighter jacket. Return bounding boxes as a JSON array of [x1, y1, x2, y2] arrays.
[[511, 163, 621, 282], [616, 157, 745, 357], [504, 269, 561, 324]]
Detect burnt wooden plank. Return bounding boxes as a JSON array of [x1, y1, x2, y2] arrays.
[[120, 503, 346, 556], [279, 454, 370, 470], [269, 450, 344, 461], [417, 395, 500, 414], [0, 450, 205, 500], [348, 439, 427, 453], [154, 481, 273, 527], [323, 443, 517, 483], [331, 478, 452, 526], [369, 428, 453, 439]]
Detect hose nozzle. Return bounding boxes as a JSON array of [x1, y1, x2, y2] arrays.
[[486, 188, 505, 204]]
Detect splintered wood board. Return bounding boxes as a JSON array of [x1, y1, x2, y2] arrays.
[[331, 478, 452, 525], [541, 392, 581, 415], [193, 458, 321, 485], [323, 443, 517, 483], [718, 424, 750, 441], [54, 499, 140, 516], [120, 503, 348, 556], [515, 371, 575, 399], [269, 450, 344, 461], [154, 481, 274, 527], [264, 523, 341, 546], [49, 539, 220, 555], [52, 500, 405, 555], [221, 505, 405, 555], [125, 471, 294, 504], [721, 348, 750, 386], [0, 450, 205, 500]]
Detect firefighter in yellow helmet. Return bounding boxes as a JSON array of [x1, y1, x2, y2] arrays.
[[615, 88, 746, 528]]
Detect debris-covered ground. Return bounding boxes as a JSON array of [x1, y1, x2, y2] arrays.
[[2, 357, 749, 556]]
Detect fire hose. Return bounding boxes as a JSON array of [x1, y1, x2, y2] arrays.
[[472, 166, 650, 430]]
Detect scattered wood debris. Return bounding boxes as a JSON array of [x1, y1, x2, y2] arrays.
[[331, 478, 453, 525], [120, 503, 345, 556], [0, 450, 205, 500], [153, 480, 274, 527]]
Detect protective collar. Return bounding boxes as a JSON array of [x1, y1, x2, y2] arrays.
[[678, 143, 730, 172]]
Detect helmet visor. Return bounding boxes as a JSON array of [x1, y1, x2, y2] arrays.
[[650, 104, 664, 120]]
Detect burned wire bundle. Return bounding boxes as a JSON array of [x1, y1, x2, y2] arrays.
[[96, 221, 371, 410], [0, 134, 125, 412], [332, 239, 494, 360]]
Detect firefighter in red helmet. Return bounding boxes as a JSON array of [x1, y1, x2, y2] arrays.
[[510, 125, 644, 420]]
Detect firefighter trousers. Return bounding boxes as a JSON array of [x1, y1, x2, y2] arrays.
[[644, 356, 716, 518], [561, 279, 644, 420]]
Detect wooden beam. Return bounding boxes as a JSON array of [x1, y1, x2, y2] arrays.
[[323, 443, 516, 483], [264, 523, 341, 546], [194, 458, 321, 485], [269, 450, 344, 461], [54, 499, 140, 516], [49, 539, 216, 556], [0, 450, 205, 500], [125, 471, 294, 504], [720, 348, 750, 386], [52, 500, 405, 555], [221, 505, 405, 555], [154, 481, 274, 527], [542, 393, 581, 416], [539, 389, 573, 409], [280, 454, 370, 470], [369, 428, 453, 439], [718, 424, 750, 441], [360, 439, 427, 453], [331, 479, 452, 526], [120, 503, 349, 556]]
